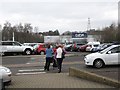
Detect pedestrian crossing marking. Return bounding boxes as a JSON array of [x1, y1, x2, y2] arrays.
[[26, 63, 30, 64], [17, 68, 46, 75], [16, 72, 46, 75], [19, 69, 44, 72]]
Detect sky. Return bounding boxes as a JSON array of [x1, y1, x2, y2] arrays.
[[0, 0, 119, 34]]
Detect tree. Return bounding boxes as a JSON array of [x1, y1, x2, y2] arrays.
[[2, 21, 12, 40], [100, 23, 118, 43], [62, 31, 71, 35], [34, 27, 39, 34], [24, 23, 33, 33], [1, 22, 44, 43], [54, 29, 60, 35], [17, 23, 24, 32]]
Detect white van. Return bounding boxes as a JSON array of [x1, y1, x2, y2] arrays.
[[86, 42, 100, 52]]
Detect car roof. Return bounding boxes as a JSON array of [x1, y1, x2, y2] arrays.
[[101, 45, 120, 52], [87, 42, 100, 45], [106, 45, 120, 49]]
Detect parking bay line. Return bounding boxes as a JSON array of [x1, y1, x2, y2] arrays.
[[18, 69, 44, 72], [16, 72, 46, 75]]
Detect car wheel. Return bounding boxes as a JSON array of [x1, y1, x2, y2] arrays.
[[70, 49, 73, 52], [94, 59, 104, 68], [40, 51, 45, 55], [25, 49, 32, 55]]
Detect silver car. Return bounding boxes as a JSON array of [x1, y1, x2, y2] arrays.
[[0, 66, 12, 84]]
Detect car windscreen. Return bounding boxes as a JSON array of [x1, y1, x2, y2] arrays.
[[93, 44, 99, 47], [100, 45, 118, 54]]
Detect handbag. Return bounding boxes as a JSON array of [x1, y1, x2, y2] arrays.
[[62, 50, 65, 59]]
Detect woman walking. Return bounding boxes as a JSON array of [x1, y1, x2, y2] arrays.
[[56, 44, 65, 73], [44, 44, 53, 71]]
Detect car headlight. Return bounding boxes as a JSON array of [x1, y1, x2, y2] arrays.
[[3, 68, 11, 73]]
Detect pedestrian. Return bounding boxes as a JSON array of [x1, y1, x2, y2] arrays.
[[44, 44, 54, 71], [56, 44, 66, 73]]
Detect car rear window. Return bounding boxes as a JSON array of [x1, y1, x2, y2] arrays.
[[94, 45, 99, 47]]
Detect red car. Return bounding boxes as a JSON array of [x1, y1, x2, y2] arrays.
[[36, 44, 56, 55], [79, 44, 89, 52]]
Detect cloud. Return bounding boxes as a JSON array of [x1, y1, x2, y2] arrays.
[[0, 0, 119, 3], [0, 1, 118, 34]]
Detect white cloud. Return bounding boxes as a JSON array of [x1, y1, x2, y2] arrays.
[[0, 0, 118, 34], [103, 10, 118, 21], [0, 0, 119, 3]]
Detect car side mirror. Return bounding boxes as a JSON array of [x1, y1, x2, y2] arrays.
[[107, 51, 111, 54]]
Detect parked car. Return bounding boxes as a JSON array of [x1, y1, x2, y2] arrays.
[[91, 44, 104, 52], [64, 44, 72, 51], [84, 45, 120, 68], [79, 44, 89, 52], [71, 43, 84, 52], [86, 42, 100, 52], [91, 43, 114, 52], [1, 41, 33, 55], [36, 44, 56, 55], [0, 66, 12, 84], [23, 43, 36, 47], [32, 44, 40, 54], [36, 44, 46, 55]]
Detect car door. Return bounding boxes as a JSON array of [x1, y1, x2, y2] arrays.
[[105, 46, 119, 65], [12, 42, 23, 52], [2, 42, 13, 53]]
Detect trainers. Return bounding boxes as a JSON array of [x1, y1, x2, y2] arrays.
[[58, 70, 61, 73], [44, 68, 46, 71]]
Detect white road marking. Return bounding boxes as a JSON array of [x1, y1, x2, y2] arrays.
[[16, 72, 46, 75], [26, 63, 30, 64], [18, 69, 44, 72]]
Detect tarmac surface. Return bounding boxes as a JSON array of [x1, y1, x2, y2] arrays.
[[2, 53, 119, 89]]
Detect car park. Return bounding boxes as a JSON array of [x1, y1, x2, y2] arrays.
[[1, 41, 33, 55], [84, 45, 120, 68], [0, 66, 12, 84]]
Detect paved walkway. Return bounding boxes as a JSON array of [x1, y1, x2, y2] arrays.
[[6, 73, 113, 88]]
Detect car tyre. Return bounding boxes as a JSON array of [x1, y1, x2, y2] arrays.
[[40, 51, 45, 55], [94, 59, 104, 68], [24, 49, 32, 55]]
